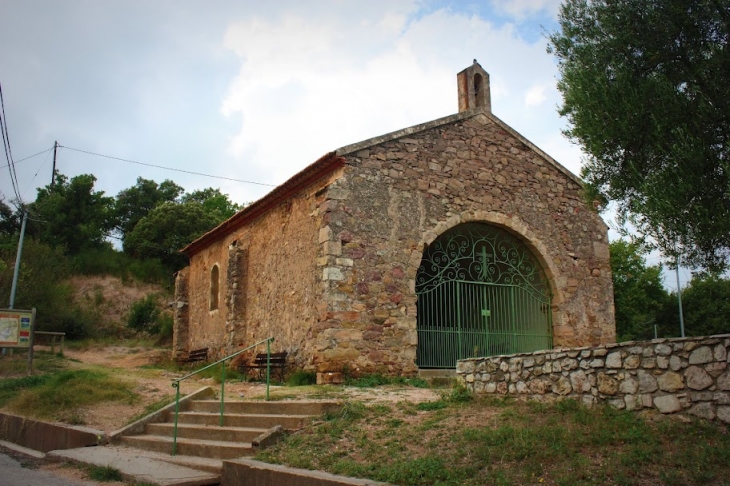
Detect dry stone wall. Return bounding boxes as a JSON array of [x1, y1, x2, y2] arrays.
[[456, 335, 730, 423]]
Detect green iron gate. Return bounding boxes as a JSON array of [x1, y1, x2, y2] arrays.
[[416, 223, 552, 368]]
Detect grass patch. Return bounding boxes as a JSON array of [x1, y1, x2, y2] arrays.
[[0, 374, 53, 407], [251, 385, 344, 401], [189, 363, 244, 383], [286, 370, 317, 386], [126, 394, 175, 425], [345, 373, 429, 389], [256, 397, 730, 486], [65, 336, 158, 351], [3, 369, 137, 420], [0, 351, 67, 377], [88, 465, 123, 482]]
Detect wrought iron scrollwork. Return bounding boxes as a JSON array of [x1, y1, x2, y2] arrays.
[[416, 223, 550, 299]]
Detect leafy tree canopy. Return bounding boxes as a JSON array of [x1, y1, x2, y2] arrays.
[[549, 0, 730, 271], [124, 201, 219, 271], [180, 187, 241, 221], [0, 197, 19, 236], [114, 177, 183, 239], [29, 173, 116, 254], [658, 273, 730, 338], [123, 185, 240, 271], [610, 239, 669, 341]]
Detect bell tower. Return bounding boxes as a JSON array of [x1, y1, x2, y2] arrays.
[[457, 60, 491, 113]]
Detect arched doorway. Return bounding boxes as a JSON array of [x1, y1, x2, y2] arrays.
[[416, 222, 552, 368]]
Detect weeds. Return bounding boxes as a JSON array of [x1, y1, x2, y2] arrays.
[[4, 369, 137, 420], [345, 373, 429, 389], [66, 336, 158, 351], [286, 370, 317, 386], [257, 396, 730, 486], [126, 394, 175, 424], [0, 351, 66, 377], [191, 363, 244, 383], [88, 465, 123, 482]]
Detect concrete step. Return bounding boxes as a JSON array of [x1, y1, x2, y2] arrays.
[[146, 423, 267, 442], [146, 451, 223, 474], [178, 411, 311, 429], [49, 446, 221, 486], [188, 399, 340, 416], [120, 434, 254, 460]]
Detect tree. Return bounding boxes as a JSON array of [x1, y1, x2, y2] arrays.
[[124, 201, 219, 271], [114, 177, 183, 241], [29, 173, 115, 254], [658, 274, 730, 337], [180, 188, 241, 221], [610, 239, 669, 341], [0, 196, 19, 236], [549, 0, 730, 271], [0, 238, 96, 338]]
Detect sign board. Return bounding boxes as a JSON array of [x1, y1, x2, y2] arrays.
[[0, 308, 35, 348]]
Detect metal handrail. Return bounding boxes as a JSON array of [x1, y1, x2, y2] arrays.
[[171, 336, 274, 455]]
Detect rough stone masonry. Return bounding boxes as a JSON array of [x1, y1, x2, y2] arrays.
[[174, 62, 615, 375], [457, 334, 730, 423]]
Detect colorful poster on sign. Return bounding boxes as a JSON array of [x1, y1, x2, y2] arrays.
[[0, 310, 34, 348]]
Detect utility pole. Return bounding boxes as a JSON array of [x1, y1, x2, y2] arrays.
[[8, 208, 28, 309], [51, 140, 58, 187], [675, 257, 685, 338]]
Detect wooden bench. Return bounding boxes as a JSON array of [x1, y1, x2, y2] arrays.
[[179, 347, 208, 364], [239, 352, 288, 381]]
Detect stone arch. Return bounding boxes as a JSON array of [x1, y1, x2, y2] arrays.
[[411, 210, 564, 306], [407, 211, 566, 368]]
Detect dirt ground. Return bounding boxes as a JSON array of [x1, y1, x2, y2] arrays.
[[8, 344, 442, 485], [49, 345, 442, 433]]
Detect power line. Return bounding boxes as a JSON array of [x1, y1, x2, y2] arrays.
[[20, 148, 54, 200], [59, 145, 277, 187], [0, 147, 54, 169], [0, 82, 21, 203]]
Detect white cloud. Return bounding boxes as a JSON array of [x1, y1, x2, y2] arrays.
[[219, 4, 579, 189], [525, 84, 547, 107], [0, 0, 584, 210]]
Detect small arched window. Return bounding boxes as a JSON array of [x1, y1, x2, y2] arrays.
[[210, 264, 220, 311]]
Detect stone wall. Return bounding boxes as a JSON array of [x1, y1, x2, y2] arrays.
[[172, 268, 190, 361], [180, 169, 342, 362], [311, 109, 614, 374], [176, 108, 615, 374], [456, 335, 730, 423]]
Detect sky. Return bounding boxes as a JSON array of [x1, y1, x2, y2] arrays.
[[0, 0, 690, 288]]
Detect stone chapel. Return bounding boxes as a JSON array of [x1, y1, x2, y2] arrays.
[[173, 61, 616, 375]]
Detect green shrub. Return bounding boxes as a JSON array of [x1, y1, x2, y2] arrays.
[[345, 374, 392, 388], [287, 371, 317, 386], [127, 257, 173, 287], [5, 369, 137, 419], [448, 383, 473, 403], [72, 248, 173, 287], [127, 295, 161, 334], [156, 312, 174, 344], [88, 465, 123, 482]]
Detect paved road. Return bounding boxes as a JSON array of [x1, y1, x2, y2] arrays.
[[0, 452, 91, 486]]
